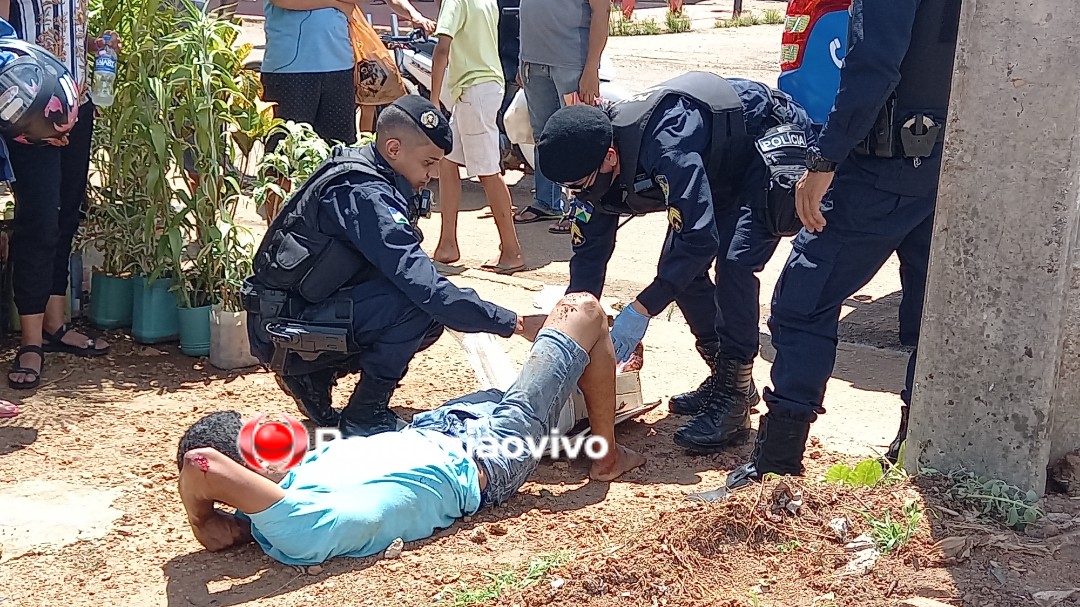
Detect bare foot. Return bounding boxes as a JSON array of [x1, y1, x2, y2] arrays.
[[433, 244, 460, 264], [0, 400, 19, 418], [590, 444, 646, 481]]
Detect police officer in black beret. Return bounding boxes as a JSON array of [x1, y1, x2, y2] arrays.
[[244, 96, 525, 438], [536, 72, 816, 453]]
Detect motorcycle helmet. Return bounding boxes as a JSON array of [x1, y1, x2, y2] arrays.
[[0, 38, 79, 144]]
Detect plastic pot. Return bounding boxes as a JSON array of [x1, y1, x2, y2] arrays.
[[89, 271, 134, 329], [131, 275, 179, 344], [177, 304, 212, 356], [210, 303, 260, 370]]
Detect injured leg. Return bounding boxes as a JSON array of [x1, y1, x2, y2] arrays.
[[540, 293, 646, 481]]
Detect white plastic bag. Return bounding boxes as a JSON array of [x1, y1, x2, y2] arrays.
[[503, 89, 533, 146]]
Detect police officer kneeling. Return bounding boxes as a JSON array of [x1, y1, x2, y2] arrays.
[[244, 96, 523, 438], [536, 71, 815, 452]]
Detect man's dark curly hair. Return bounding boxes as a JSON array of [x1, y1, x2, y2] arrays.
[[177, 411, 246, 471]]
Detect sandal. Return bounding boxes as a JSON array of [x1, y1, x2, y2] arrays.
[[8, 345, 44, 390], [513, 206, 561, 224], [42, 324, 110, 357], [548, 217, 572, 234]]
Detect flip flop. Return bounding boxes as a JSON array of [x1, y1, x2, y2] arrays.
[[0, 400, 19, 418], [548, 218, 572, 234], [513, 206, 561, 224], [480, 262, 526, 275]]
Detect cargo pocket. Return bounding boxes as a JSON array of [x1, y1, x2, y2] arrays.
[[770, 230, 844, 321]]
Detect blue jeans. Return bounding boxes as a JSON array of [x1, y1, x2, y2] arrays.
[[521, 61, 584, 215], [408, 328, 590, 507]]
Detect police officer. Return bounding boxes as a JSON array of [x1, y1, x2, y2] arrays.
[[725, 0, 963, 489], [535, 72, 816, 452], [244, 96, 524, 438]]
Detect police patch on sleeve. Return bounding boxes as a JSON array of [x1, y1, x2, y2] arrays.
[[570, 198, 593, 224], [570, 221, 586, 247], [654, 174, 670, 203], [667, 206, 683, 233], [387, 206, 410, 225]]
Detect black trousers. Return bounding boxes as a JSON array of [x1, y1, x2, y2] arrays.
[[260, 69, 357, 150], [5, 101, 95, 317]]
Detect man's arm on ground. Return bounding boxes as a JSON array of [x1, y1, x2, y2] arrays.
[[178, 448, 285, 551]]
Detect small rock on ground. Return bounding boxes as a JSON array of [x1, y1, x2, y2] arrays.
[[384, 538, 404, 559]]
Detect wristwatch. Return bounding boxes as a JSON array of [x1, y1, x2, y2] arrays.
[[805, 146, 837, 173]]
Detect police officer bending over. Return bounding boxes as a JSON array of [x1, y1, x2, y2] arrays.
[[535, 72, 816, 453], [725, 0, 963, 489], [244, 96, 524, 438]]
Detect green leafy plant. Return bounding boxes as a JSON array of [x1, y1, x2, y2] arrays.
[[252, 120, 334, 224], [665, 8, 692, 33], [945, 469, 1044, 529], [437, 551, 571, 606], [862, 502, 922, 554], [715, 11, 763, 28], [609, 7, 663, 36], [824, 456, 908, 487], [762, 9, 785, 24], [774, 539, 800, 554]]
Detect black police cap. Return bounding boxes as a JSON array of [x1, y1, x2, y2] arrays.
[[391, 95, 453, 155], [536, 104, 613, 184]]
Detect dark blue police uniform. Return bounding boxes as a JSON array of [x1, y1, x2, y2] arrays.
[[245, 97, 518, 438], [560, 76, 816, 453], [727, 0, 963, 488]]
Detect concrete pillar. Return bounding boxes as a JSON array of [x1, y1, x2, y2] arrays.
[[905, 0, 1080, 495]]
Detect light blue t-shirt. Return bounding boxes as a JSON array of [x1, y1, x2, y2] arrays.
[[238, 428, 481, 565], [261, 1, 355, 74]]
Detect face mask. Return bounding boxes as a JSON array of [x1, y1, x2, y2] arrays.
[[577, 170, 614, 205]]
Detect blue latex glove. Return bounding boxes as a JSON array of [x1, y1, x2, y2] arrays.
[[610, 303, 650, 362]]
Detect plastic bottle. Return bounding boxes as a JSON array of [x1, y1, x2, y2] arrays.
[[90, 34, 117, 107]]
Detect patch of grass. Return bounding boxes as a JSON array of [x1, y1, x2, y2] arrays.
[[609, 11, 663, 36], [861, 501, 922, 554], [665, 8, 692, 33], [762, 8, 785, 24], [438, 551, 572, 607], [774, 539, 800, 554], [715, 11, 762, 28], [943, 468, 1044, 529]]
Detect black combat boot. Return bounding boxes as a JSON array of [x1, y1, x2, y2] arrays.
[[884, 390, 911, 464], [724, 411, 811, 490], [339, 380, 402, 438], [672, 358, 758, 452], [277, 371, 340, 427], [669, 346, 761, 416]]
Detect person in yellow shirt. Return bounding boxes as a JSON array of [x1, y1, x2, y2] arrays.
[[430, 0, 525, 274]]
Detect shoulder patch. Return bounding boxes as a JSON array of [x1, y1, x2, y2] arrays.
[[667, 206, 683, 233], [387, 206, 410, 225], [655, 174, 670, 203], [570, 221, 586, 247], [571, 199, 593, 224]]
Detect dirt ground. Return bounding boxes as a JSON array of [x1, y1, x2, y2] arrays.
[[3, 7, 1080, 607]]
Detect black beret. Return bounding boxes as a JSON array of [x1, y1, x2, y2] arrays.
[[536, 104, 613, 184], [391, 95, 453, 155]]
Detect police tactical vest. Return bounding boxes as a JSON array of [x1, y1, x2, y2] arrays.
[[893, 0, 962, 118], [252, 145, 405, 304], [601, 71, 746, 215], [852, 0, 963, 159]]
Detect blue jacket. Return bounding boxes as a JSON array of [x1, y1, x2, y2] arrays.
[[318, 147, 518, 337], [568, 81, 817, 316]]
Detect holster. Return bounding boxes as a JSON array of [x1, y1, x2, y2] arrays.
[[243, 279, 356, 375], [854, 95, 945, 160]]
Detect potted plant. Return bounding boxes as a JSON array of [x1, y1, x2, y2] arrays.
[[252, 120, 333, 225]]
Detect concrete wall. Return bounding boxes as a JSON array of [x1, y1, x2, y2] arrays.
[[906, 0, 1080, 494], [1050, 207, 1080, 465]]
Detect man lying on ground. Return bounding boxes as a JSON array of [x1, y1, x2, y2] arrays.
[[176, 293, 645, 565]]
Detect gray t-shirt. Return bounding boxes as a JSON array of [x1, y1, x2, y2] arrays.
[[519, 0, 593, 69]]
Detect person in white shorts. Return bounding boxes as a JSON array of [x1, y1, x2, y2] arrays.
[[430, 0, 525, 274]]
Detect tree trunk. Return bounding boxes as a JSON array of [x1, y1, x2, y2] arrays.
[[732, 0, 743, 17]]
